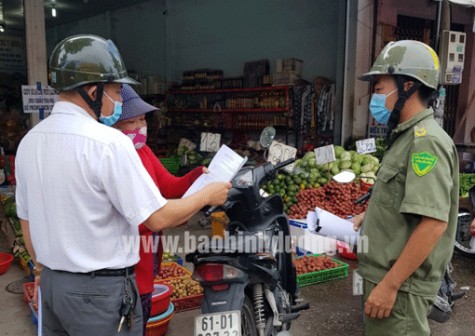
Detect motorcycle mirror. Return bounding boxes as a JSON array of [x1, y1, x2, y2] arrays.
[[259, 126, 276, 149], [332, 170, 356, 183]]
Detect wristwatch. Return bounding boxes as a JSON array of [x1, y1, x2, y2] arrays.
[[32, 265, 42, 277]]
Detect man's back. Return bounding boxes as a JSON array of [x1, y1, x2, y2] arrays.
[[15, 101, 164, 272]]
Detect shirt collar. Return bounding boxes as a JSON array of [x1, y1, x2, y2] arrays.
[[51, 101, 97, 121], [390, 108, 434, 139]]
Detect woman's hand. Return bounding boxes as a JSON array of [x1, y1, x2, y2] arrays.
[[202, 167, 209, 174]]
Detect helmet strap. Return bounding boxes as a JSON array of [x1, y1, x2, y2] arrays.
[[386, 76, 421, 147], [77, 83, 105, 120]]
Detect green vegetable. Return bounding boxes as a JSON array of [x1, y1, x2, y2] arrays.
[[460, 173, 475, 197], [339, 160, 352, 170], [334, 146, 344, 158]]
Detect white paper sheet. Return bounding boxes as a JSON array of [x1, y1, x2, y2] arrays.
[[183, 145, 247, 198], [311, 207, 360, 245]]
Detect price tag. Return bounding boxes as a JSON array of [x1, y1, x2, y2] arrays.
[[200, 132, 221, 152], [356, 138, 377, 154], [179, 138, 196, 151], [353, 269, 363, 296], [314, 145, 336, 165], [268, 141, 297, 172]]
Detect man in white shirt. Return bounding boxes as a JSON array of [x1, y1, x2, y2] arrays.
[[16, 34, 230, 336]]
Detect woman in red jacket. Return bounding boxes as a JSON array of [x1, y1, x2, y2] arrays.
[[115, 84, 205, 334]]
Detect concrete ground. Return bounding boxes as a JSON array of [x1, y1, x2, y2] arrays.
[[1, 215, 474, 336]]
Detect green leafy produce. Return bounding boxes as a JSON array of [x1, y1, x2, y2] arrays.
[[340, 151, 352, 161], [334, 146, 344, 158], [4, 202, 17, 218], [460, 173, 475, 198]]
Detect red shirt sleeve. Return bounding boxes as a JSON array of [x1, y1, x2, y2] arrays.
[[137, 145, 204, 198]]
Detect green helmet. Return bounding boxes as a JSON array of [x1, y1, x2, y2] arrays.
[[360, 40, 440, 90], [49, 34, 139, 91]]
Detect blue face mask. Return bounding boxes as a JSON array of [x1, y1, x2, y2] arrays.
[[369, 89, 397, 124], [100, 92, 123, 126]]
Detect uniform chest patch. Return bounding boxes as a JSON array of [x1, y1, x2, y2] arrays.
[[411, 152, 438, 176]]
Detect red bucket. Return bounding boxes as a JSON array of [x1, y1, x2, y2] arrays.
[[0, 253, 14, 275], [151, 283, 173, 317]]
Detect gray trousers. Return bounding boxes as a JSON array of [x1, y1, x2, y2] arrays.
[[41, 267, 143, 336]]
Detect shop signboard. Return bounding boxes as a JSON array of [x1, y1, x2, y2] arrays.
[[0, 35, 26, 73], [21, 84, 59, 117]]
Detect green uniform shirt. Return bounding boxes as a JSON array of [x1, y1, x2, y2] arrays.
[[358, 108, 459, 297]]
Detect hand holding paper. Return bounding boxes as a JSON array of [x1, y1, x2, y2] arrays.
[[183, 145, 247, 198]]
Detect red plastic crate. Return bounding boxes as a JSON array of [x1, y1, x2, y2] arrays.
[[172, 293, 203, 312], [23, 282, 35, 303]]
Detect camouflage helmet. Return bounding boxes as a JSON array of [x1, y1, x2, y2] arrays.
[[49, 34, 139, 91], [360, 40, 440, 90]]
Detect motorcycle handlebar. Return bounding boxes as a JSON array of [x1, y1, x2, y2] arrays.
[[275, 158, 295, 170], [204, 205, 219, 217], [355, 189, 372, 205]]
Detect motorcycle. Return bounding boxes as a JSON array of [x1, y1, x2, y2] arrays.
[[186, 127, 309, 336], [454, 185, 475, 258]]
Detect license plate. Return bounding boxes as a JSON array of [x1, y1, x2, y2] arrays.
[[194, 311, 241, 336]]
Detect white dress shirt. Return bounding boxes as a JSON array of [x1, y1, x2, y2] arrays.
[[15, 101, 167, 272]]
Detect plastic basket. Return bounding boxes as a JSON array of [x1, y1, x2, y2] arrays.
[[158, 277, 204, 313], [162, 255, 183, 266], [151, 283, 173, 317], [23, 282, 35, 303], [159, 157, 180, 175], [359, 179, 374, 192], [154, 262, 192, 282], [171, 293, 203, 312], [336, 240, 357, 260], [146, 303, 175, 336], [295, 254, 349, 287], [0, 253, 14, 275]]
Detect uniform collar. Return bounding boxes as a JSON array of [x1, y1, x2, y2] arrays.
[[390, 108, 433, 141], [51, 101, 97, 121]]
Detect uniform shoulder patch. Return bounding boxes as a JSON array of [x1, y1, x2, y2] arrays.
[[414, 125, 428, 137], [411, 152, 438, 176]]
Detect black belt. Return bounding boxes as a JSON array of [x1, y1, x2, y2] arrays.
[[53, 265, 135, 277], [89, 266, 135, 277]]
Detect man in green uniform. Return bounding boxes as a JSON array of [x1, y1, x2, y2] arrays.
[[353, 40, 459, 335]]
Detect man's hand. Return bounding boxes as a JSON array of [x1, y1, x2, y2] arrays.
[[470, 218, 475, 236], [203, 182, 232, 206], [364, 280, 398, 319], [33, 274, 41, 304], [352, 212, 365, 231]]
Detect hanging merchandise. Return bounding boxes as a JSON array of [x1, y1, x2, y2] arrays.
[[292, 85, 316, 150], [313, 77, 335, 147]]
